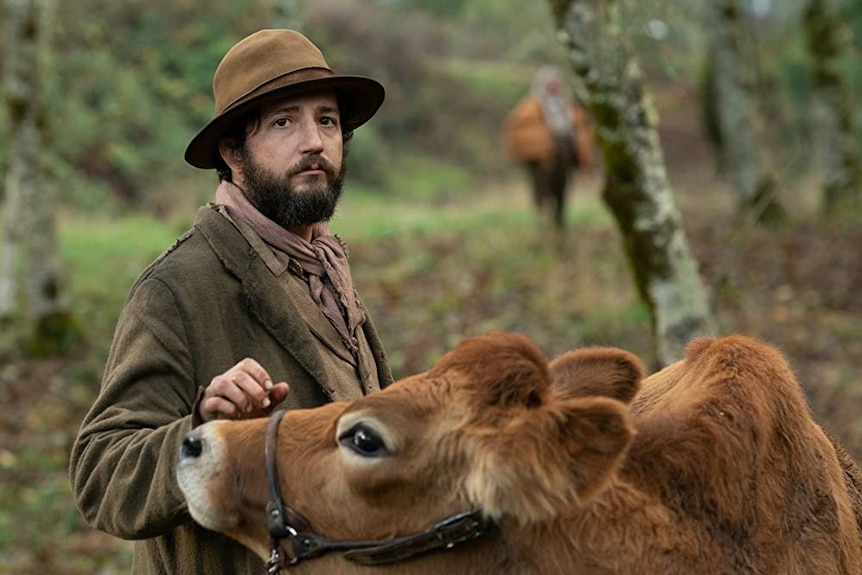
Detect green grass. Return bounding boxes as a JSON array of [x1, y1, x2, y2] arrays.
[[333, 189, 535, 240], [61, 213, 184, 288], [60, 214, 187, 341], [334, 176, 613, 241]]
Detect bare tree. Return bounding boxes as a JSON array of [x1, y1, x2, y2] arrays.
[[707, 0, 786, 225], [1, 0, 80, 355], [546, 0, 716, 368], [803, 0, 861, 216]]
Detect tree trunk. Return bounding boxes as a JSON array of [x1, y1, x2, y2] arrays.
[[2, 0, 81, 355], [707, 0, 786, 226], [803, 0, 861, 216], [546, 0, 716, 368], [0, 0, 25, 324]]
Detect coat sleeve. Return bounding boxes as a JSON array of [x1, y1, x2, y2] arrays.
[[69, 277, 199, 539]]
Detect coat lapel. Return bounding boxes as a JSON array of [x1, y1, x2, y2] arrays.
[[194, 206, 357, 402], [277, 260, 356, 366]]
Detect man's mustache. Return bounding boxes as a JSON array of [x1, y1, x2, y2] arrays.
[[288, 155, 337, 177]]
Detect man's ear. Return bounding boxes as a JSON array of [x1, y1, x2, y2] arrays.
[[218, 138, 241, 176]]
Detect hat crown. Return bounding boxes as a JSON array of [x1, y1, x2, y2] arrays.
[[213, 29, 334, 115], [185, 28, 384, 169]]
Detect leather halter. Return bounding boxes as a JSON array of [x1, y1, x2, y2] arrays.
[[264, 409, 492, 573]]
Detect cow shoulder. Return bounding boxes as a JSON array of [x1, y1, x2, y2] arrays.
[[627, 335, 855, 545]]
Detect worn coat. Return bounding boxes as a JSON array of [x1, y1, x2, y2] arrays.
[[69, 204, 393, 574]]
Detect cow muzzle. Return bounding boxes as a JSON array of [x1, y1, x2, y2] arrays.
[[177, 422, 238, 532]]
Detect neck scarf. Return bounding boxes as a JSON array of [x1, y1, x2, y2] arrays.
[[215, 180, 365, 352]]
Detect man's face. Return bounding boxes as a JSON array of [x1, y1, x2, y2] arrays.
[[231, 89, 345, 228]]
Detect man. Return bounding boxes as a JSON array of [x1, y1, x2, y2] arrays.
[[504, 66, 594, 230], [69, 29, 393, 574]]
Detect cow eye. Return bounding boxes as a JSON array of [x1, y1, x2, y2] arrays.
[[339, 423, 387, 457]]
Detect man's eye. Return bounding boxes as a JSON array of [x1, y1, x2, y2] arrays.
[[320, 116, 338, 127], [338, 424, 387, 457], [274, 118, 289, 127]]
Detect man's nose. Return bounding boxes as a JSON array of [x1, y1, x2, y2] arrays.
[[298, 121, 324, 152]]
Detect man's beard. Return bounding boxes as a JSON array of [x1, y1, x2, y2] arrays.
[[238, 149, 345, 228]]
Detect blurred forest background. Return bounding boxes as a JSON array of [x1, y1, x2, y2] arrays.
[[1, 0, 861, 573]]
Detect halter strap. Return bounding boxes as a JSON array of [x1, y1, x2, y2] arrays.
[[263, 409, 492, 572]]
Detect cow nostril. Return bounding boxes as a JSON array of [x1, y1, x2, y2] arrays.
[[181, 433, 204, 459]]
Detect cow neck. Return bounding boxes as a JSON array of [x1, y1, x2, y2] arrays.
[[263, 409, 494, 572]]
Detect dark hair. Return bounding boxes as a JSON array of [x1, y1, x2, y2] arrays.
[[215, 109, 259, 182], [215, 91, 356, 182]]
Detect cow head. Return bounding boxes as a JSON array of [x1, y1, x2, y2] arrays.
[[177, 332, 638, 570]]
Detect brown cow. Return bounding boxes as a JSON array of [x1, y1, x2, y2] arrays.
[[177, 332, 862, 574]]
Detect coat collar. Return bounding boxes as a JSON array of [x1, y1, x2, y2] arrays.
[[194, 204, 357, 402]]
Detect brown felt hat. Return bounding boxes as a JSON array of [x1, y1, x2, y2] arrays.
[[185, 29, 385, 169]]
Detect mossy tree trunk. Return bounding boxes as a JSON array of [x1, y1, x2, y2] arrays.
[[2, 0, 81, 356], [707, 0, 786, 226], [804, 0, 861, 216], [546, 0, 716, 368]]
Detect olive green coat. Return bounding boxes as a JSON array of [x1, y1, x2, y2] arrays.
[[69, 204, 393, 574]]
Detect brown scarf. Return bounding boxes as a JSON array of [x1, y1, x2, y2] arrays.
[[215, 181, 365, 353]]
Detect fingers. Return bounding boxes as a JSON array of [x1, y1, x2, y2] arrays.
[[268, 382, 290, 406], [229, 370, 272, 411], [198, 359, 290, 423], [210, 360, 270, 412], [199, 395, 241, 422], [229, 357, 274, 393]]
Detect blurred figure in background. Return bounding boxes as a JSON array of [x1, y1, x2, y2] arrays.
[[505, 66, 594, 230]]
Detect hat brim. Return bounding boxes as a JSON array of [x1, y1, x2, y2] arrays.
[[184, 75, 384, 169]]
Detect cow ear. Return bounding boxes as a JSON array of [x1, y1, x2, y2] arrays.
[[433, 332, 550, 409], [549, 347, 644, 405], [559, 398, 635, 499], [465, 397, 633, 523]]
